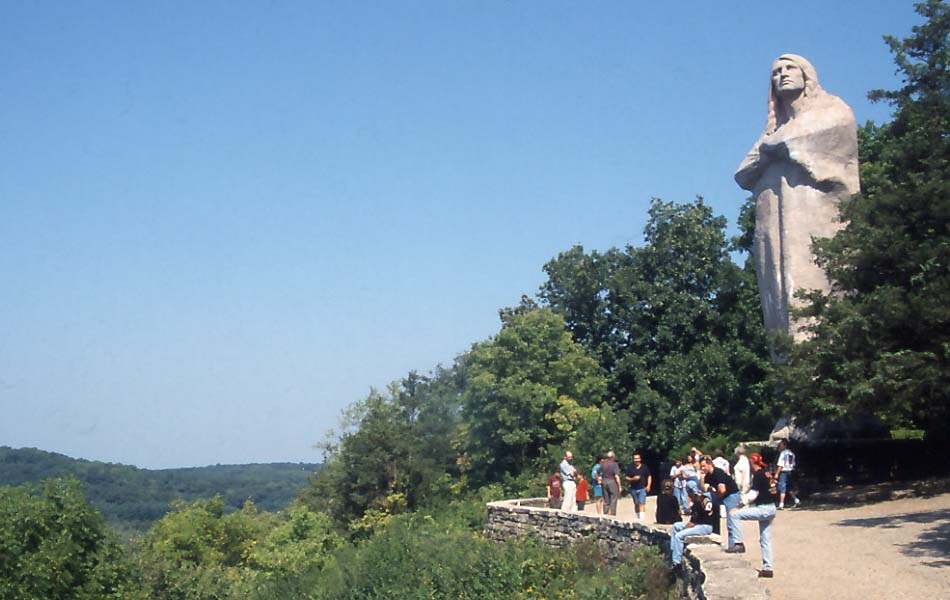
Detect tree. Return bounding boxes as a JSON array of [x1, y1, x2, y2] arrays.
[[459, 308, 607, 486], [137, 496, 342, 600], [0, 478, 144, 600], [304, 367, 464, 529], [780, 0, 950, 436], [539, 198, 773, 457]]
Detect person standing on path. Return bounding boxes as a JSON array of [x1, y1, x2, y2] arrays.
[[670, 457, 687, 514], [560, 451, 578, 511], [775, 439, 800, 509], [713, 449, 731, 475], [624, 452, 652, 520], [591, 456, 605, 514], [546, 469, 562, 509], [731, 452, 779, 578], [601, 451, 622, 516], [734, 446, 752, 495], [701, 456, 743, 552], [680, 454, 700, 515], [670, 481, 717, 571], [575, 473, 590, 511]]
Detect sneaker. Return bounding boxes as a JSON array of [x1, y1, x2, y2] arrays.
[[758, 569, 774, 578], [725, 543, 746, 554], [777, 505, 784, 510], [793, 498, 801, 508]]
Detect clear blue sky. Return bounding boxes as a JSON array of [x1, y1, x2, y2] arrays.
[[0, 2, 921, 469]]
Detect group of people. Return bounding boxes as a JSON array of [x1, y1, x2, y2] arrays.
[[544, 440, 800, 579], [547, 450, 654, 519]]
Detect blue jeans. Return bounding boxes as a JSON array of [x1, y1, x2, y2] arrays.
[[674, 486, 688, 512], [721, 492, 742, 548], [631, 487, 647, 506], [733, 504, 776, 569], [777, 471, 791, 494], [670, 521, 713, 565]]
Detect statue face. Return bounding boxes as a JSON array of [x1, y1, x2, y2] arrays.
[[772, 59, 805, 95]]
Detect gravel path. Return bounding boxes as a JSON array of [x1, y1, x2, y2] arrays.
[[591, 492, 950, 599], [737, 493, 950, 600]]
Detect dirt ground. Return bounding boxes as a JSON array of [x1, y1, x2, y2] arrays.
[[593, 491, 950, 599]]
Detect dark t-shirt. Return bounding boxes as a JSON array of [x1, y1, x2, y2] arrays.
[[705, 467, 739, 497], [691, 495, 717, 527], [602, 459, 621, 484], [655, 493, 680, 524], [750, 468, 778, 506], [624, 463, 651, 489], [547, 474, 562, 499]]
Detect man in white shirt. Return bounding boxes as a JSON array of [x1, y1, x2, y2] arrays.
[[560, 451, 578, 511]]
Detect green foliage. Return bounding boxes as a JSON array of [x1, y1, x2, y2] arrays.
[[778, 0, 950, 437], [540, 198, 774, 458], [0, 478, 144, 600], [0, 446, 319, 532], [136, 497, 341, 600], [571, 404, 637, 475], [304, 367, 464, 530], [460, 308, 608, 487], [890, 428, 926, 440], [297, 509, 672, 600]]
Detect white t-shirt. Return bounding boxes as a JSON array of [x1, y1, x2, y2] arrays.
[[670, 465, 684, 488], [733, 455, 751, 492], [713, 456, 731, 475], [778, 449, 796, 472]]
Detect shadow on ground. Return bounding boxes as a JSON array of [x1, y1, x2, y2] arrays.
[[832, 508, 950, 568]]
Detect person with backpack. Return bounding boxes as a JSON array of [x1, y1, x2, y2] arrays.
[[730, 452, 779, 578]]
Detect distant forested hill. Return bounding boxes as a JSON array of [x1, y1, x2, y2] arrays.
[[0, 446, 320, 531]]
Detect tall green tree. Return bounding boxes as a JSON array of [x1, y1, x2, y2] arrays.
[[780, 0, 950, 436], [540, 198, 773, 457], [304, 367, 464, 529], [459, 308, 607, 486]]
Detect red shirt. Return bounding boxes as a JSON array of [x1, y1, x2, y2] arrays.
[[576, 478, 590, 501]]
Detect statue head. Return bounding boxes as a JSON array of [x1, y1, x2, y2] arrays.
[[766, 54, 824, 132]]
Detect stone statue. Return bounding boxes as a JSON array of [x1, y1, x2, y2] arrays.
[[735, 54, 859, 341]]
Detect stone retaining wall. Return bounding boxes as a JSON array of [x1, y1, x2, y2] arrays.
[[485, 499, 768, 600]]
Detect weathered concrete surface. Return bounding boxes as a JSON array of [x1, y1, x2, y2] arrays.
[[486, 496, 768, 600], [490, 492, 950, 600], [739, 492, 950, 600]]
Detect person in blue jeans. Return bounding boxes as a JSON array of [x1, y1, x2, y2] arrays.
[[700, 456, 743, 552], [591, 456, 605, 514], [775, 439, 800, 509], [730, 452, 779, 578], [624, 453, 652, 520], [670, 481, 717, 569]]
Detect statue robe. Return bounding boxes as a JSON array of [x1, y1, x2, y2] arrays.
[[735, 93, 859, 339]]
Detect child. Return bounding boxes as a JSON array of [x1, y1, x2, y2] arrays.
[[655, 479, 681, 524], [546, 470, 562, 509], [575, 473, 590, 511]]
